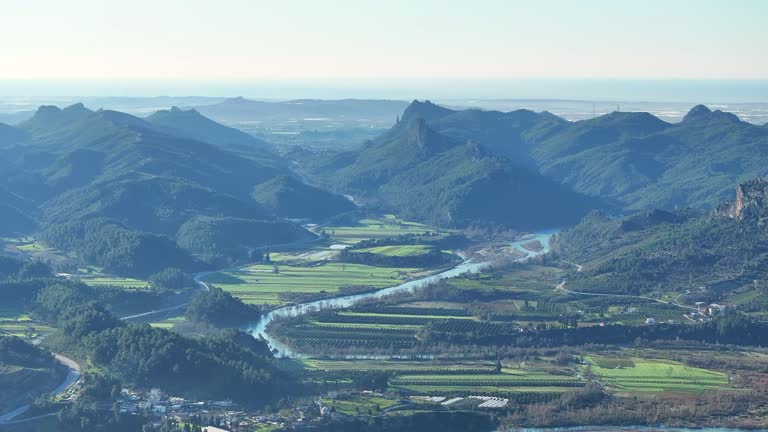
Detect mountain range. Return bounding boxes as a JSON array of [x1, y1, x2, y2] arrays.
[[0, 104, 351, 276], [1, 99, 766, 274], [303, 100, 768, 227]]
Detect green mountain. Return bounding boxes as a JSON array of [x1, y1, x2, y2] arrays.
[[145, 106, 280, 162], [0, 122, 28, 147], [316, 114, 601, 229], [252, 175, 356, 220], [330, 101, 768, 218], [176, 216, 315, 260], [0, 103, 339, 274], [42, 217, 197, 277], [554, 178, 768, 313]]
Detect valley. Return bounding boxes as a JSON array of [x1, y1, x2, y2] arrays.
[[1, 100, 768, 432]]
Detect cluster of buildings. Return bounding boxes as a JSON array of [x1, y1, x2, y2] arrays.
[[689, 302, 726, 321], [119, 388, 321, 431]]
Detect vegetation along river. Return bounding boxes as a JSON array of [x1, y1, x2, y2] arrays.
[[248, 230, 558, 357]]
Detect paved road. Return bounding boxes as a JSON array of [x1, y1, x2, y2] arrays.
[[0, 353, 81, 424]]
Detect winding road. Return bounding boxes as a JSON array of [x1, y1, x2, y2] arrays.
[[555, 261, 696, 311], [0, 352, 81, 424]]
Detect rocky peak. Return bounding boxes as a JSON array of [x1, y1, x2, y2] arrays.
[[405, 118, 454, 154], [717, 177, 768, 221], [400, 99, 454, 124], [683, 104, 741, 124]]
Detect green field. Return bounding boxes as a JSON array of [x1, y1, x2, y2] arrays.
[[302, 359, 497, 371], [311, 321, 422, 330], [338, 311, 473, 320], [202, 262, 420, 305], [0, 312, 54, 338], [15, 241, 47, 252], [451, 266, 563, 298], [79, 276, 150, 289], [149, 314, 186, 329], [389, 369, 582, 394], [270, 249, 339, 264], [326, 215, 451, 244], [586, 356, 729, 394], [353, 244, 433, 256]]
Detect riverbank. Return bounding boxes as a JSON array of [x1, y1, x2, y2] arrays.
[[250, 231, 556, 357]]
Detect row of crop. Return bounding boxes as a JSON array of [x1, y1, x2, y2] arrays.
[[281, 327, 416, 341], [391, 378, 583, 387], [489, 313, 562, 322], [285, 337, 416, 349], [352, 306, 472, 317], [430, 319, 509, 335], [316, 313, 433, 326]]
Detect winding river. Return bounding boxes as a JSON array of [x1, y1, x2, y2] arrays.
[[247, 230, 558, 357]]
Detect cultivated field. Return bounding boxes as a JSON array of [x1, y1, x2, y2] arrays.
[[202, 262, 420, 305], [352, 244, 433, 257], [586, 355, 729, 395], [326, 215, 451, 244], [0, 312, 54, 338], [79, 276, 151, 289]]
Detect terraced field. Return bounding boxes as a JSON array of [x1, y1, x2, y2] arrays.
[[202, 262, 420, 305], [586, 356, 729, 394], [0, 312, 54, 338]]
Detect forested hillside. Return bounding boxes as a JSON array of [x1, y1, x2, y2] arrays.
[[0, 103, 347, 275], [306, 100, 768, 228], [312, 115, 600, 229], [554, 178, 768, 311]]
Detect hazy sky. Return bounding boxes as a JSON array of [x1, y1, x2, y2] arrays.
[[2, 0, 766, 81]]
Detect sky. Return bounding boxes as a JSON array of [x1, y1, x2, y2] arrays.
[[0, 0, 766, 99]]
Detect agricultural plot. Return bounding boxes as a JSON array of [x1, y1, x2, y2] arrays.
[[302, 358, 497, 372], [15, 241, 47, 252], [352, 245, 433, 257], [277, 323, 419, 351], [390, 370, 583, 395], [79, 276, 151, 289], [451, 266, 563, 299], [149, 314, 186, 330], [0, 312, 53, 338], [269, 249, 339, 264], [325, 215, 451, 244], [586, 356, 729, 395], [202, 262, 420, 305], [322, 395, 398, 415]]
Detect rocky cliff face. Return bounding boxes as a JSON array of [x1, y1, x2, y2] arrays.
[[717, 177, 768, 221]]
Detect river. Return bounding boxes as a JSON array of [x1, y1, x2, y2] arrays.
[[247, 230, 558, 357]]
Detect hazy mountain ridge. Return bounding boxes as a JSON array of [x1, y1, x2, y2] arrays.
[[146, 106, 280, 161], [0, 103, 341, 275], [252, 175, 356, 220], [555, 178, 768, 303], [315, 113, 602, 228], [357, 100, 768, 214]]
